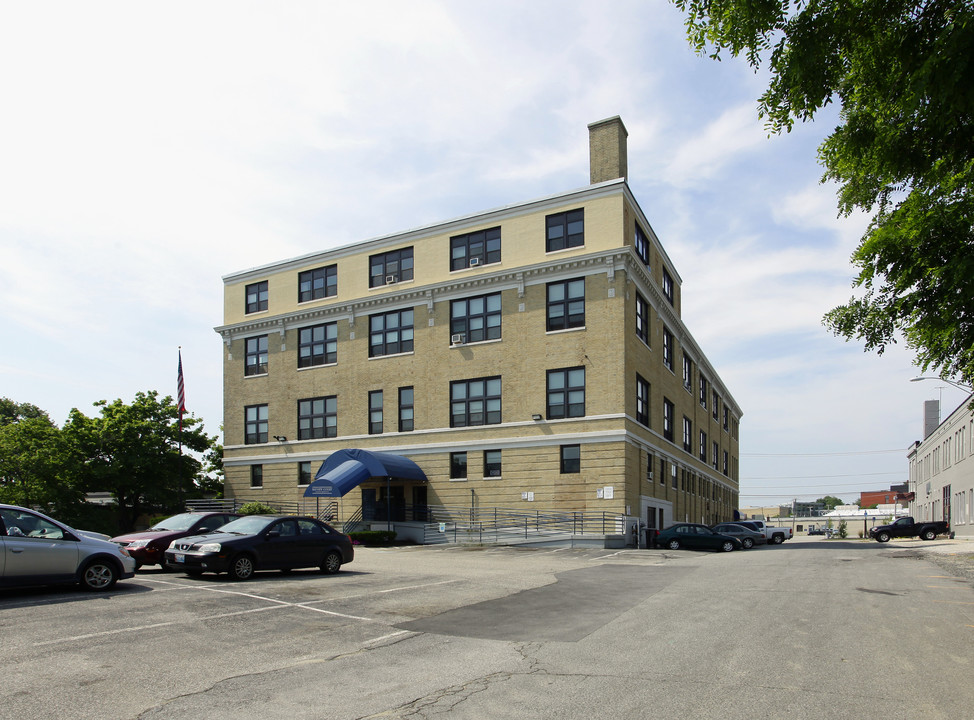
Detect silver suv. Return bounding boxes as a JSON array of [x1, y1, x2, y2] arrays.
[[1, 504, 136, 591]]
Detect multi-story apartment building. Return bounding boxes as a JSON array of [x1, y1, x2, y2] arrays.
[[908, 393, 974, 538], [216, 117, 742, 532]]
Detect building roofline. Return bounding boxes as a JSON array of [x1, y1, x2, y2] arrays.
[[222, 178, 628, 284]]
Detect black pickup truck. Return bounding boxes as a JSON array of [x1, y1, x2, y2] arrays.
[[868, 517, 951, 542]]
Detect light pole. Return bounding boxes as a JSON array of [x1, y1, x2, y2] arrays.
[[910, 376, 973, 392]]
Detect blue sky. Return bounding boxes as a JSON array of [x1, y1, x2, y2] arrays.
[[2, 0, 965, 506]]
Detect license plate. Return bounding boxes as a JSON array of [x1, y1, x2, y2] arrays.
[[174, 553, 185, 564]]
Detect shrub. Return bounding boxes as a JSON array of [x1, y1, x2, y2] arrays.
[[238, 501, 279, 515], [349, 530, 398, 545]]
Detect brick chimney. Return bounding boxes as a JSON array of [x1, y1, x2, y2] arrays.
[[588, 116, 628, 184]]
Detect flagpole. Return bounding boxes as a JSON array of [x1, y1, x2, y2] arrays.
[[177, 347, 186, 506]]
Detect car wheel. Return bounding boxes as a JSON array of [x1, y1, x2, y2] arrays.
[[666, 539, 680, 551], [875, 532, 890, 543], [721, 541, 735, 553], [741, 538, 754, 549], [320, 550, 343, 574], [229, 554, 255, 581], [771, 534, 784, 544], [921, 529, 936, 541], [80, 559, 119, 591]]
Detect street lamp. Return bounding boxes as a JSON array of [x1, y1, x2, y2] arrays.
[[910, 376, 973, 392]]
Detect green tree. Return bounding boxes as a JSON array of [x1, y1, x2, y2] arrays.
[[62, 391, 218, 530], [817, 495, 845, 511], [0, 403, 85, 514], [674, 0, 974, 385]]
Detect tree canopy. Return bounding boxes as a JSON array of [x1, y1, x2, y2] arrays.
[[673, 0, 974, 385], [0, 393, 221, 532], [816, 495, 845, 511]]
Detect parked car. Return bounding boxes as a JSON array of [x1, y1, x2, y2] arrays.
[[653, 523, 742, 552], [711, 522, 766, 549], [868, 517, 951, 542], [111, 511, 240, 569], [807, 525, 825, 535], [0, 503, 136, 591], [164, 514, 354, 580], [733, 520, 793, 544]]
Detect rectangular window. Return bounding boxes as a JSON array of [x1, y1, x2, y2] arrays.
[[723, 406, 729, 431], [451, 293, 502, 343], [636, 374, 650, 427], [298, 461, 311, 486], [250, 464, 263, 488], [663, 398, 674, 442], [662, 327, 673, 370], [484, 449, 502, 478], [635, 293, 650, 345], [662, 268, 674, 305], [723, 451, 729, 475], [634, 223, 650, 265], [713, 441, 720, 470], [560, 444, 580, 474], [297, 396, 337, 440], [683, 416, 692, 453], [713, 390, 720, 420], [369, 390, 383, 435], [647, 453, 654, 483], [298, 322, 337, 367], [245, 335, 268, 376], [370, 247, 413, 287], [451, 376, 502, 427], [245, 404, 268, 445], [699, 375, 708, 408], [298, 265, 337, 302], [369, 309, 414, 357], [451, 227, 501, 270], [245, 281, 268, 314], [547, 367, 585, 419], [398, 387, 414, 432], [547, 278, 585, 331], [546, 209, 584, 252], [683, 354, 693, 390], [450, 452, 467, 479], [700, 431, 708, 462]]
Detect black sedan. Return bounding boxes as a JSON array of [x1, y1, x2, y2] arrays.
[[164, 515, 353, 580], [711, 522, 766, 549], [654, 523, 742, 552]]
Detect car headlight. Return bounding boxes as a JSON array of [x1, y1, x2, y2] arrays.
[[127, 539, 151, 549], [198, 542, 222, 553]]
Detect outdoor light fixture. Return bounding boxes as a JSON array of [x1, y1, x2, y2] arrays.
[[910, 376, 973, 392], [531, 414, 543, 421], [273, 435, 287, 442]]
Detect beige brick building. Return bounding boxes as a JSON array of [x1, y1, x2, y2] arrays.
[[216, 117, 741, 532]]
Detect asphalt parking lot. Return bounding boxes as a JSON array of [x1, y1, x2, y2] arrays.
[[4, 538, 974, 720]]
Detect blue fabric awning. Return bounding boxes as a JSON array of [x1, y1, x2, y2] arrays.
[[303, 449, 427, 498]]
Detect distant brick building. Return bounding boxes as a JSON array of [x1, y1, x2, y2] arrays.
[[216, 117, 742, 532], [859, 485, 909, 507]]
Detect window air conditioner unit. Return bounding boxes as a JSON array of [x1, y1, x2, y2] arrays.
[[451, 333, 465, 345], [469, 257, 481, 267], [385, 274, 398, 284]]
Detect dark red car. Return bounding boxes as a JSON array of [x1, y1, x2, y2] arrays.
[[111, 512, 240, 569]]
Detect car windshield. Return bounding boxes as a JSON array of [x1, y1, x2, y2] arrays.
[[211, 516, 275, 535], [150, 513, 201, 532]]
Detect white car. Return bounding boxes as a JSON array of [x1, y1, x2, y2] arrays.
[[1, 504, 136, 591]]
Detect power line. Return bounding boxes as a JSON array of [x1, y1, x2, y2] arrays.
[[743, 449, 906, 457], [744, 471, 903, 481]]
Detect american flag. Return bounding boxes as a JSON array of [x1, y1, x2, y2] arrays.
[[177, 349, 187, 416]]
